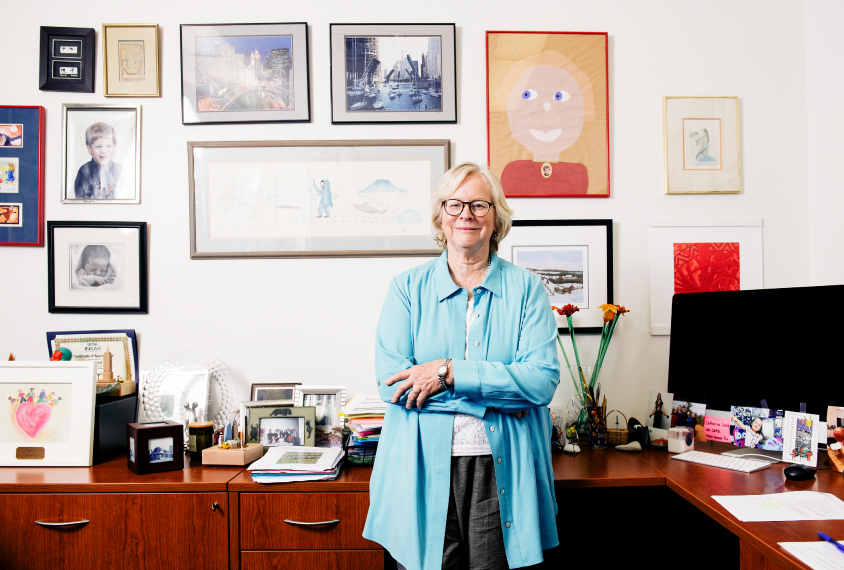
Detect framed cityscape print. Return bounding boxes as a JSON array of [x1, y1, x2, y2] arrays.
[[39, 26, 95, 93], [47, 221, 148, 314], [180, 23, 310, 125], [329, 23, 456, 124], [103, 24, 160, 97], [487, 31, 609, 197], [663, 96, 741, 194], [188, 139, 448, 258], [0, 106, 45, 247], [61, 104, 141, 204], [498, 219, 612, 333]]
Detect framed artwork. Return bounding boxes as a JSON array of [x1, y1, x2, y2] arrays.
[[250, 383, 299, 405], [0, 106, 45, 247], [47, 329, 139, 384], [126, 420, 184, 475], [487, 31, 609, 197], [498, 219, 612, 333], [0, 361, 97, 466], [103, 24, 160, 97], [244, 406, 316, 448], [39, 27, 95, 93], [180, 23, 310, 125], [188, 139, 448, 258], [329, 23, 457, 124], [648, 218, 763, 335], [47, 221, 148, 314], [663, 96, 741, 194], [294, 386, 346, 448], [61, 104, 141, 204]]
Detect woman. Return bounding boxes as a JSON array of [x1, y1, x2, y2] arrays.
[[363, 163, 560, 570], [649, 393, 669, 429]]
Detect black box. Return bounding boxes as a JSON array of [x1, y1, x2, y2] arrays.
[[93, 394, 137, 464], [127, 420, 184, 475]]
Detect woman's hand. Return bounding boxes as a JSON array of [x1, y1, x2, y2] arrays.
[[386, 360, 446, 409]]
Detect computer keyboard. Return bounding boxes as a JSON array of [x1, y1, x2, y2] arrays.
[[670, 451, 772, 473]]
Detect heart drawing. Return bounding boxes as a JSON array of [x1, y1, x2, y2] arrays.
[[15, 403, 53, 439]]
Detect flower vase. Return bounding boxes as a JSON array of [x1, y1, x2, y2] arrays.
[[567, 365, 595, 436]]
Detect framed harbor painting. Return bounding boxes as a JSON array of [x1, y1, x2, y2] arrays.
[[0, 106, 45, 246], [498, 219, 612, 333], [487, 31, 609, 197], [188, 139, 449, 258], [330, 24, 456, 124], [180, 23, 310, 125], [663, 96, 741, 194]]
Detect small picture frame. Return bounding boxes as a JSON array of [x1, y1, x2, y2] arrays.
[[39, 27, 95, 93], [294, 386, 346, 448], [127, 420, 185, 475], [103, 24, 160, 97], [244, 406, 316, 449], [250, 383, 299, 405], [62, 103, 141, 204], [47, 221, 148, 314]]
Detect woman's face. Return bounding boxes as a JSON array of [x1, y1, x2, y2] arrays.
[[507, 64, 586, 161], [441, 174, 496, 255]]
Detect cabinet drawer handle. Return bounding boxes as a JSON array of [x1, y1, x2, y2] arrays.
[[284, 519, 340, 527], [35, 520, 90, 528]]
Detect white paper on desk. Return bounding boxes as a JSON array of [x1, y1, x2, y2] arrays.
[[248, 445, 343, 472], [713, 492, 844, 522], [779, 540, 844, 570]]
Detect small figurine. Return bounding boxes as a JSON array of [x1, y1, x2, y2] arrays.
[[564, 425, 581, 454], [99, 346, 115, 382], [7, 353, 14, 361], [50, 348, 72, 361]]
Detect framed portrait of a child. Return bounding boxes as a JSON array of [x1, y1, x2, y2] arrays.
[[47, 221, 148, 314], [61, 104, 141, 204]]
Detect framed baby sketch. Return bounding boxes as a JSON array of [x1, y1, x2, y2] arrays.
[[61, 103, 141, 204], [103, 24, 160, 97], [39, 26, 95, 93], [486, 31, 610, 197], [47, 221, 148, 314]]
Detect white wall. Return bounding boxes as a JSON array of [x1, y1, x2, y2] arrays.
[[3, 0, 817, 422]]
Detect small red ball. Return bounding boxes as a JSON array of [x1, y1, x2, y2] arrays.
[[833, 427, 844, 444]]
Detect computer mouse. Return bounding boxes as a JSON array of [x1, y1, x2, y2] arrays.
[[784, 464, 816, 481]]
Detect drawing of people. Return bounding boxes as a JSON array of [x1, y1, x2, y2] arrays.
[[0, 124, 22, 147], [18, 391, 26, 404], [689, 129, 716, 162], [316, 180, 333, 218], [37, 390, 47, 404], [496, 50, 596, 196], [26, 388, 35, 404]]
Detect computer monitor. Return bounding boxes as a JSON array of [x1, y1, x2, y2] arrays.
[[667, 285, 844, 457]]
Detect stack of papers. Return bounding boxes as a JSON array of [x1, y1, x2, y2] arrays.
[[344, 394, 386, 463], [248, 446, 344, 484], [712, 491, 844, 522]]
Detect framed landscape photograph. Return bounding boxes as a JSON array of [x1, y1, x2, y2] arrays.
[[61, 104, 141, 204], [330, 23, 456, 124], [498, 219, 612, 333], [487, 31, 610, 197], [663, 96, 741, 194], [188, 139, 448, 258], [39, 26, 95, 93], [103, 24, 160, 97], [47, 221, 148, 314], [0, 106, 45, 247], [180, 23, 310, 125]]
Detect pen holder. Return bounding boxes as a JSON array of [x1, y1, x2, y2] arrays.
[[587, 407, 607, 450]]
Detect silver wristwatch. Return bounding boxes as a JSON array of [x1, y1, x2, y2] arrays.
[[437, 359, 452, 390]]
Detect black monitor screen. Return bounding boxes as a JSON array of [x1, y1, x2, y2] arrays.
[[667, 285, 844, 417]]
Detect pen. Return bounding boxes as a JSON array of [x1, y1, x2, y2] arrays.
[[817, 532, 844, 554]]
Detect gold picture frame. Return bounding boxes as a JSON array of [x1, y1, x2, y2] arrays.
[[663, 96, 741, 194], [103, 24, 160, 97]]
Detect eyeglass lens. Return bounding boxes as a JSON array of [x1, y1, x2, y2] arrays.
[[444, 200, 490, 216]]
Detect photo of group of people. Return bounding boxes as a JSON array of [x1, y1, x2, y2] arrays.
[[259, 417, 303, 447], [730, 406, 783, 451], [671, 400, 707, 441]]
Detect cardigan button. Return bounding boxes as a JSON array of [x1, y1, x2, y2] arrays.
[[500, 489, 505, 495], [505, 522, 511, 528], [376, 381, 380, 386], [473, 341, 479, 347], [490, 426, 495, 432], [497, 458, 501, 463]]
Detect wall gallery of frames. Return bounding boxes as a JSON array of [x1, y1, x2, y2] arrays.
[[1, 3, 833, 431]]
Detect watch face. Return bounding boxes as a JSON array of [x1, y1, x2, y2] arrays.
[[437, 365, 447, 375]]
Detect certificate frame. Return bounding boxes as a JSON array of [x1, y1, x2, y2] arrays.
[[46, 329, 139, 384]]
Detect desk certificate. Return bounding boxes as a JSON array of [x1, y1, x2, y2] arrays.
[[47, 330, 138, 383]]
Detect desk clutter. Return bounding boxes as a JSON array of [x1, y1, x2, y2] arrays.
[[343, 394, 386, 466], [248, 445, 344, 484]]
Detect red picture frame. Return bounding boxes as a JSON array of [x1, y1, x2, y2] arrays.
[[0, 105, 45, 246]]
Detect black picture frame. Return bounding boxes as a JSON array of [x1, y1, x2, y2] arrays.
[[179, 23, 311, 125], [47, 221, 148, 314], [500, 219, 613, 334], [127, 421, 184, 475], [329, 23, 457, 124], [39, 27, 95, 93]]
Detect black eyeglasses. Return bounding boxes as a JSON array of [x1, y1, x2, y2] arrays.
[[441, 199, 494, 217]]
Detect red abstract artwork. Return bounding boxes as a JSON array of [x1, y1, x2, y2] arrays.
[[673, 242, 740, 294]]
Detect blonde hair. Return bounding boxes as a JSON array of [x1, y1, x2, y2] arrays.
[[431, 163, 514, 254], [85, 123, 116, 146]]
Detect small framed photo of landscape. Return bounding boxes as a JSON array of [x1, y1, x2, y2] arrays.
[[180, 23, 310, 125], [498, 219, 613, 334], [62, 104, 141, 204], [39, 27, 95, 93], [47, 221, 148, 314], [663, 96, 741, 194], [330, 23, 456, 124], [103, 24, 160, 97]]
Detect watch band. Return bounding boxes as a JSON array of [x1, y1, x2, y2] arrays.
[[438, 358, 452, 391]]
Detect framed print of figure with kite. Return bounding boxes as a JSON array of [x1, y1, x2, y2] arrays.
[[487, 31, 609, 198]]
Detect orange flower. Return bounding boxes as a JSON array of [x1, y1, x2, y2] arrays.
[[616, 305, 630, 316], [553, 304, 579, 317], [599, 303, 618, 323]]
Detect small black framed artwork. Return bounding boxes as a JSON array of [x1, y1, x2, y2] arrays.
[[39, 27, 95, 93], [47, 221, 148, 314], [498, 219, 613, 334], [329, 23, 457, 124], [127, 420, 184, 475]]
